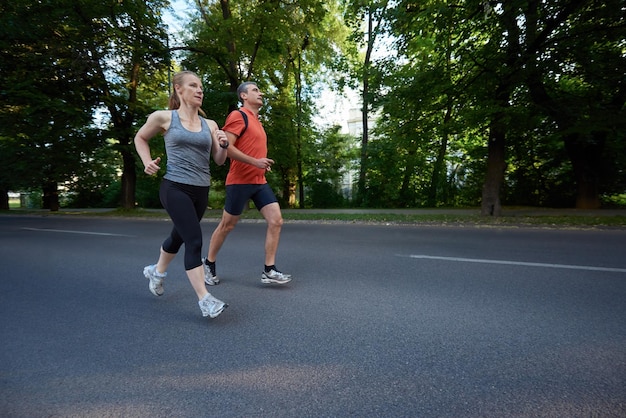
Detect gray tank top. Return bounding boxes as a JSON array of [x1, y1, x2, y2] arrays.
[[163, 110, 212, 187]]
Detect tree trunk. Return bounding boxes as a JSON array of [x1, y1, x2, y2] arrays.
[[296, 52, 304, 208], [356, 8, 376, 206], [280, 169, 296, 208], [288, 182, 297, 208], [428, 106, 452, 206], [524, 0, 603, 209], [357, 67, 370, 206], [481, 125, 506, 216], [120, 148, 137, 209], [218, 0, 241, 97], [574, 178, 601, 209], [42, 181, 59, 211], [0, 188, 8, 210], [564, 133, 602, 209], [400, 148, 417, 207]]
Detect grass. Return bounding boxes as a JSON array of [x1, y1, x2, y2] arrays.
[[279, 212, 626, 228], [3, 206, 625, 229]]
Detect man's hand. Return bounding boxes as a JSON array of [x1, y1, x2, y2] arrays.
[[255, 157, 274, 171]]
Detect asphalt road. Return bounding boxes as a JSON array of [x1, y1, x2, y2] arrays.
[[1, 215, 625, 417]]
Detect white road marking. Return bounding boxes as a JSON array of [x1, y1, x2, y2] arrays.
[[400, 254, 626, 273], [21, 227, 134, 237]]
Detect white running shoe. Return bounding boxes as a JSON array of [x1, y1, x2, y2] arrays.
[[198, 293, 228, 318], [143, 264, 166, 296], [261, 268, 292, 284], [202, 258, 220, 286]]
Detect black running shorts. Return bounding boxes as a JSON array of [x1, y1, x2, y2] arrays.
[[224, 184, 278, 216]]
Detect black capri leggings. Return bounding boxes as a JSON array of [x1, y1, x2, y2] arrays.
[[159, 179, 208, 271]]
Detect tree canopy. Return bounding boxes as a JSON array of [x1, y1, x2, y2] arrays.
[[1, 0, 623, 212]]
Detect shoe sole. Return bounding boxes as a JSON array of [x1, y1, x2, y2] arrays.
[[208, 303, 228, 318], [261, 276, 292, 285]]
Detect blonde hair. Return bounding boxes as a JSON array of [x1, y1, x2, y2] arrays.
[[168, 71, 207, 117]]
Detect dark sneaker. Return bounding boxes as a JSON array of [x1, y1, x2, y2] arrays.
[[261, 268, 292, 284], [198, 293, 228, 318], [202, 258, 220, 286], [143, 264, 166, 296]]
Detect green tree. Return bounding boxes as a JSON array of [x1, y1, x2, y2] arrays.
[[375, 1, 470, 207], [74, 0, 170, 209], [182, 0, 347, 207], [303, 125, 357, 207], [343, 0, 390, 206], [0, 0, 104, 210], [451, 0, 625, 211], [0, 0, 170, 210], [525, 0, 626, 208], [374, 0, 624, 212]]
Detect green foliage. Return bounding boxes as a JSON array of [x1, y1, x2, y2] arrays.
[[208, 186, 226, 210], [134, 131, 167, 208], [306, 182, 347, 208], [135, 174, 162, 208], [1, 0, 624, 211], [360, 0, 626, 210], [262, 88, 299, 200], [64, 142, 120, 208], [602, 194, 626, 208], [180, 0, 350, 207], [0, 1, 104, 199], [303, 125, 357, 207], [0, 0, 170, 210]]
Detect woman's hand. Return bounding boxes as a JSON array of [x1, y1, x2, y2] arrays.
[[144, 156, 161, 175], [215, 130, 229, 149]]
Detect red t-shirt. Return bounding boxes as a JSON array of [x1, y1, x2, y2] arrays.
[[223, 108, 268, 185]]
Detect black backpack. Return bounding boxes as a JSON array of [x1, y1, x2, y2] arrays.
[[237, 109, 248, 137]]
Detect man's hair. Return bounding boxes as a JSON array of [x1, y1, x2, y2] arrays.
[[237, 81, 257, 104]]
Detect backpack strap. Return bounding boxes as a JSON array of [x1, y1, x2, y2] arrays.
[[237, 109, 248, 137]]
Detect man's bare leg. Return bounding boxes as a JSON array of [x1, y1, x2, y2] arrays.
[[259, 202, 291, 284], [207, 210, 240, 262], [259, 202, 283, 266]]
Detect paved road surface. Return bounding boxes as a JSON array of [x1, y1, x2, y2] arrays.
[[1, 215, 625, 417]]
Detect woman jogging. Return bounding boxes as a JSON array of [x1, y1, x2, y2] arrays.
[[134, 70, 229, 319]]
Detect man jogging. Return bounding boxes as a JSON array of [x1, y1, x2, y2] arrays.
[[203, 81, 292, 286]]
